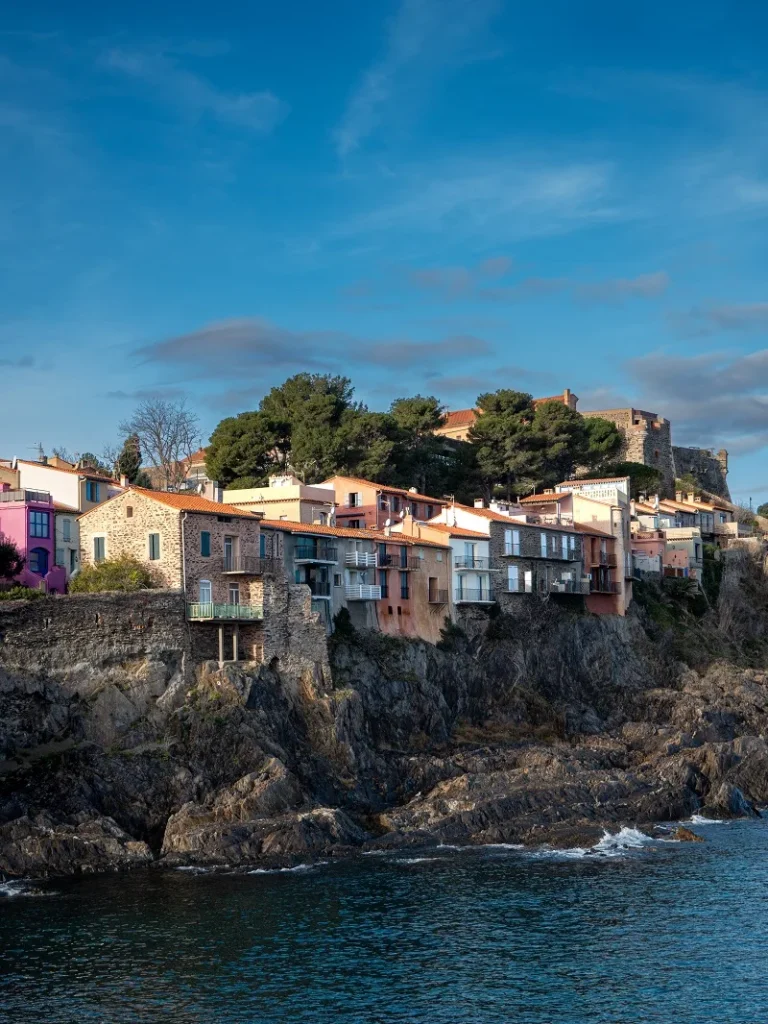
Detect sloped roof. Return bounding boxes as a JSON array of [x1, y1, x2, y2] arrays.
[[260, 518, 449, 548], [414, 522, 489, 540], [320, 476, 447, 505], [440, 409, 478, 430], [573, 522, 615, 539], [16, 459, 118, 484], [79, 486, 259, 521]]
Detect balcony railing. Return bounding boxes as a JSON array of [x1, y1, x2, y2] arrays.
[[455, 589, 495, 604], [306, 580, 331, 597], [222, 555, 279, 574], [345, 551, 377, 568], [0, 489, 51, 504], [295, 544, 338, 563], [187, 603, 263, 621], [502, 541, 580, 561], [589, 581, 621, 595], [428, 589, 449, 604], [548, 578, 591, 595], [504, 579, 531, 593], [591, 553, 618, 567], [454, 556, 492, 570], [345, 584, 382, 601]]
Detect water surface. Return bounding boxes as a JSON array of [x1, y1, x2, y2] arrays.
[[2, 820, 766, 1023]]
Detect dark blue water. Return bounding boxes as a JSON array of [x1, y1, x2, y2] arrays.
[[1, 820, 766, 1023]]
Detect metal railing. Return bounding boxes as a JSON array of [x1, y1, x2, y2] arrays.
[[589, 581, 621, 594], [295, 543, 338, 562], [454, 556, 491, 570], [548, 579, 591, 595], [428, 589, 449, 604], [590, 553, 618, 567], [0, 489, 51, 504], [502, 539, 580, 561], [345, 551, 377, 568], [306, 580, 331, 597], [454, 589, 494, 603], [187, 603, 263, 621], [222, 555, 280, 574], [345, 584, 382, 600]]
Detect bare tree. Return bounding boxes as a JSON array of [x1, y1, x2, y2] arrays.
[[120, 399, 201, 491]]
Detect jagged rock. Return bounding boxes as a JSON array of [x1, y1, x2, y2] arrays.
[[704, 782, 758, 819], [0, 812, 152, 877], [672, 826, 704, 842]]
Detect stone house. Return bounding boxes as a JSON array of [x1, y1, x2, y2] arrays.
[[263, 518, 452, 644], [78, 487, 278, 663]]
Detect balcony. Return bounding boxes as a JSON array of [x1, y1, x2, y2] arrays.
[[502, 542, 580, 562], [428, 589, 449, 604], [383, 555, 421, 570], [345, 584, 382, 601], [589, 581, 621, 595], [504, 579, 531, 594], [294, 543, 338, 564], [345, 551, 377, 568], [187, 603, 263, 621], [306, 580, 331, 598], [454, 556, 492, 571], [0, 489, 51, 504], [548, 578, 591, 595], [222, 555, 279, 574], [454, 589, 495, 604], [591, 553, 618, 567]]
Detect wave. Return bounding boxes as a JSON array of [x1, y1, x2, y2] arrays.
[[0, 880, 53, 898], [476, 843, 526, 851], [247, 862, 327, 875], [530, 827, 656, 861], [688, 814, 725, 825], [174, 866, 214, 874], [396, 857, 440, 865]]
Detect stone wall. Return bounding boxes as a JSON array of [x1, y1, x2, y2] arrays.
[[582, 408, 676, 495], [672, 446, 731, 500]]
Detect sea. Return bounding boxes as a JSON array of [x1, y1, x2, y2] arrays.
[[1, 817, 766, 1024]]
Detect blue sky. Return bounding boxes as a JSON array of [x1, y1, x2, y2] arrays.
[[2, 1, 767, 502]]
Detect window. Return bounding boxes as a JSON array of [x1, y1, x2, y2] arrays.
[[392, 495, 401, 513], [348, 519, 361, 530], [56, 547, 64, 567], [69, 549, 77, 573], [200, 531, 211, 557], [507, 565, 519, 592], [126, 506, 134, 519], [199, 580, 212, 603], [148, 533, 161, 560], [436, 551, 443, 562], [93, 536, 106, 563], [504, 528, 520, 556], [28, 547, 49, 575], [540, 532, 547, 558], [378, 543, 388, 565], [62, 518, 71, 542], [569, 535, 576, 553], [333, 574, 342, 587], [85, 481, 100, 502], [400, 571, 409, 600], [259, 533, 266, 557], [561, 535, 568, 559], [229, 583, 240, 604], [379, 570, 389, 598], [29, 511, 49, 538], [426, 505, 434, 519], [411, 503, 420, 519], [399, 546, 408, 568]]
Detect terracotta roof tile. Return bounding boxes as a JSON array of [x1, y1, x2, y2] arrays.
[[259, 519, 449, 547], [557, 476, 629, 487], [124, 487, 259, 518], [573, 521, 616, 539], [320, 476, 447, 506], [440, 408, 478, 429], [519, 493, 561, 505], [412, 522, 489, 539], [16, 459, 118, 484]]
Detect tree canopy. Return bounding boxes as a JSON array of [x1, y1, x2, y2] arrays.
[[0, 540, 24, 581]]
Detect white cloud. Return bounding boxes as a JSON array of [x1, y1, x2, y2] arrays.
[[101, 47, 288, 133], [334, 0, 500, 158]]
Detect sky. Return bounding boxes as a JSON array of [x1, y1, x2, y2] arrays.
[[1, 0, 767, 503]]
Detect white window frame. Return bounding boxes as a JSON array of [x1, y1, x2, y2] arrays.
[[507, 564, 519, 592], [199, 579, 212, 604], [540, 532, 547, 558]]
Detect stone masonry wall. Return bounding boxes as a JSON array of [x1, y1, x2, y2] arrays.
[[672, 446, 731, 500], [582, 409, 675, 496], [79, 490, 183, 588], [487, 522, 586, 611]]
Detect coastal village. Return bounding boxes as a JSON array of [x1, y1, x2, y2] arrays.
[[0, 387, 762, 667]]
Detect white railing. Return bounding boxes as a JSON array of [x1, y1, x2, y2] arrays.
[[345, 551, 377, 568], [345, 584, 382, 600]]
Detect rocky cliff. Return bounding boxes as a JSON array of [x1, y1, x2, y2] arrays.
[[2, 551, 767, 878]]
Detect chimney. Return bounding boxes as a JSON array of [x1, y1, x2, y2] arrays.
[[675, 490, 683, 502], [120, 474, 128, 488], [474, 498, 484, 508], [687, 493, 697, 505]]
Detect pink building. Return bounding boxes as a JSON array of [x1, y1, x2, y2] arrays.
[[0, 485, 67, 593]]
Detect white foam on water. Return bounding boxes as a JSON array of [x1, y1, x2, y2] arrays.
[[362, 849, 391, 856], [397, 857, 440, 865], [530, 827, 657, 861], [247, 861, 327, 875], [688, 814, 725, 825], [0, 880, 52, 898], [174, 866, 214, 874], [477, 843, 526, 851]]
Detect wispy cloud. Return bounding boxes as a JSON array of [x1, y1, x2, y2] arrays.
[[105, 386, 187, 401], [574, 271, 669, 304], [135, 317, 493, 379], [101, 46, 289, 132], [0, 355, 34, 368], [334, 0, 501, 158], [668, 302, 768, 338]]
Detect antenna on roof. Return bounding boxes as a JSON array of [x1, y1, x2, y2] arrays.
[[29, 441, 45, 462]]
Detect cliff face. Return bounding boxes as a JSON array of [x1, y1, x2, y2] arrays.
[[1, 552, 767, 877]]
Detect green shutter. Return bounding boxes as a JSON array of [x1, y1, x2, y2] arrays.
[[201, 531, 211, 556]]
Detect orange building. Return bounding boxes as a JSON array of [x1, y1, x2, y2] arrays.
[[317, 475, 448, 531]]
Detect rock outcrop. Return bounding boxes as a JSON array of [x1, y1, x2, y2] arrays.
[[1, 551, 768, 877]]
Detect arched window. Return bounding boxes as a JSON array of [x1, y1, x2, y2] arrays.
[[28, 547, 49, 576]]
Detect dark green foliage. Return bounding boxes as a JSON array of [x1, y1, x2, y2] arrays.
[[69, 555, 160, 593], [532, 401, 588, 488], [436, 618, 468, 652], [0, 539, 24, 581], [702, 545, 723, 605], [675, 473, 701, 496], [206, 411, 276, 488], [583, 417, 623, 473], [116, 433, 142, 483], [608, 461, 663, 499], [757, 503, 768, 518], [331, 607, 356, 640], [79, 452, 111, 475]]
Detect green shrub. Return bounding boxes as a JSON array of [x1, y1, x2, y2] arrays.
[[0, 585, 47, 602], [69, 554, 160, 593], [436, 618, 468, 652]]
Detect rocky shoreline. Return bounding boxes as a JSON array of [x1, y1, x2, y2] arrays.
[[2, 553, 768, 881]]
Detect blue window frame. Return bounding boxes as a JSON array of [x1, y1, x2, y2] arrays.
[[85, 481, 100, 502], [200, 531, 211, 557], [28, 547, 49, 575], [259, 533, 266, 557], [29, 510, 49, 538]]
